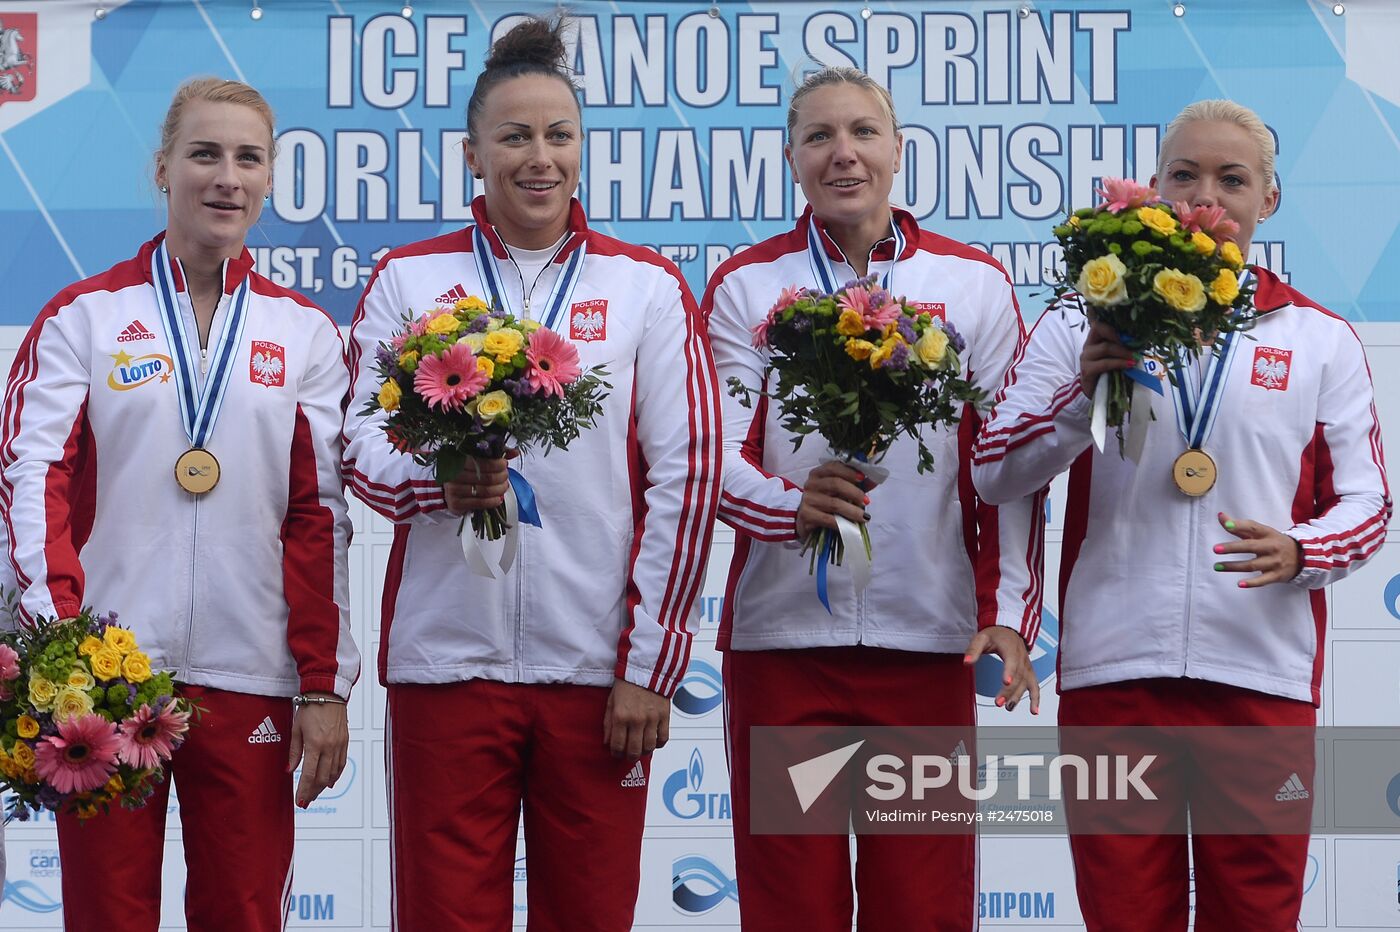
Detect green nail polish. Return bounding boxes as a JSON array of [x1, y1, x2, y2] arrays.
[[1214, 563, 1224, 572], [1224, 521, 1236, 530]]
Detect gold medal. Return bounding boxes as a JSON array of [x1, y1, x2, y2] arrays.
[[175, 448, 220, 494], [1172, 448, 1216, 497]]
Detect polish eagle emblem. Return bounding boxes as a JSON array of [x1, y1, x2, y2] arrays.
[[569, 299, 608, 342], [249, 340, 286, 387], [1250, 346, 1292, 392]]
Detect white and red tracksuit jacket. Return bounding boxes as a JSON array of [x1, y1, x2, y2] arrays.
[[703, 207, 1044, 652], [972, 269, 1390, 704], [1, 235, 359, 698], [344, 198, 721, 696]]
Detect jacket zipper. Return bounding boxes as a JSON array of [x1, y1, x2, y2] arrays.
[[504, 252, 537, 679]]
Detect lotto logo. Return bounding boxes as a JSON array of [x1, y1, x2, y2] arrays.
[[248, 716, 282, 745]]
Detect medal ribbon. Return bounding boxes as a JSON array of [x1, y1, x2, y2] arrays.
[[1168, 270, 1253, 452], [151, 241, 250, 449], [806, 215, 905, 297], [472, 225, 587, 334]]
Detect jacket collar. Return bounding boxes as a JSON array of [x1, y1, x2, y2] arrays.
[[140, 232, 256, 296], [470, 195, 589, 263], [800, 204, 920, 268]]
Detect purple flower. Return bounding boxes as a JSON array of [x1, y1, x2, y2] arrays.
[[791, 315, 812, 332], [36, 786, 63, 810], [942, 320, 966, 355], [895, 317, 916, 343], [886, 342, 911, 371], [503, 377, 534, 398], [468, 316, 491, 333], [375, 345, 394, 369]]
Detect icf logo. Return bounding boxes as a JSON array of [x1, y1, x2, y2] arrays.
[[975, 607, 1059, 702], [1383, 573, 1400, 621], [671, 855, 739, 916], [27, 848, 60, 878], [1386, 772, 1400, 819], [674, 660, 722, 718], [663, 747, 731, 821], [0, 14, 36, 104], [2, 879, 61, 914]]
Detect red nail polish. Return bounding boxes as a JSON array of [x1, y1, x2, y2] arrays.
[[1237, 581, 1247, 589], [863, 495, 871, 505], [1213, 544, 1224, 554]]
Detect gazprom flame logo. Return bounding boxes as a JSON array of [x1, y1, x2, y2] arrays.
[[663, 747, 731, 821], [107, 350, 173, 391], [674, 659, 722, 718], [975, 607, 1059, 701], [1386, 772, 1400, 819], [1383, 574, 1400, 621], [671, 855, 739, 915]]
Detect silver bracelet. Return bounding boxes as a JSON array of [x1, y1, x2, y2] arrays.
[[292, 693, 347, 707]]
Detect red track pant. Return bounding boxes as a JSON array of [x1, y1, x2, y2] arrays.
[[1059, 678, 1315, 932], [57, 685, 295, 932], [725, 646, 978, 932], [386, 680, 650, 931]]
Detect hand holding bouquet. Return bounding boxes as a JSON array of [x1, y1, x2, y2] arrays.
[[364, 296, 609, 543], [1053, 178, 1255, 453], [0, 604, 192, 821], [730, 278, 983, 599]]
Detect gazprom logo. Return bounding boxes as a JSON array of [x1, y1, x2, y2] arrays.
[[671, 855, 739, 915], [663, 747, 731, 821], [1386, 772, 1400, 819], [975, 608, 1059, 701], [1383, 573, 1400, 620], [3, 879, 62, 914], [674, 660, 723, 718]]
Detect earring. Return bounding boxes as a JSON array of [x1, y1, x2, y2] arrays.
[[474, 173, 483, 180], [264, 193, 271, 201], [159, 185, 168, 194]]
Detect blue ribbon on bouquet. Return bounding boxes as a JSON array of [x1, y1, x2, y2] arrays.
[[508, 467, 542, 528], [813, 452, 881, 614], [1121, 348, 1167, 395]]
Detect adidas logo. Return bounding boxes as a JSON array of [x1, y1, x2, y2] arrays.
[[1274, 773, 1310, 802], [620, 761, 647, 788], [949, 740, 969, 763], [437, 283, 469, 305], [117, 320, 157, 343], [247, 716, 282, 745]]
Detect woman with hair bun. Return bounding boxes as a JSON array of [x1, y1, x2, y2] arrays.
[[1, 76, 358, 930], [703, 65, 1043, 930], [973, 99, 1389, 930], [343, 17, 720, 930]]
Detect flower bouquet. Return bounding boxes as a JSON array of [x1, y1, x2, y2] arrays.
[[0, 603, 192, 821], [364, 295, 609, 541], [730, 278, 983, 598], [1052, 177, 1255, 453]]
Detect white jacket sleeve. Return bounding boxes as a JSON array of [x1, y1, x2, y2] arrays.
[[283, 316, 360, 698], [962, 286, 1046, 643], [616, 266, 722, 698], [342, 260, 449, 523], [1286, 322, 1390, 588], [0, 299, 94, 622], [973, 305, 1095, 505], [703, 272, 803, 543]]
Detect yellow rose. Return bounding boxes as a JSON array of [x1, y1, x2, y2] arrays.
[[397, 349, 419, 371], [122, 651, 153, 684], [67, 667, 95, 691], [521, 319, 542, 333], [484, 317, 504, 332], [1191, 231, 1216, 255], [1209, 268, 1240, 305], [377, 379, 402, 412], [914, 327, 950, 368], [16, 715, 39, 739], [10, 742, 35, 770], [476, 356, 495, 379], [90, 648, 122, 682], [102, 626, 137, 656], [425, 313, 461, 336], [1137, 206, 1178, 237], [53, 686, 94, 724], [844, 339, 875, 361], [27, 676, 56, 711], [483, 329, 524, 362], [1076, 254, 1130, 307], [78, 636, 103, 657], [458, 333, 487, 352], [1153, 269, 1207, 313], [455, 296, 490, 312], [471, 390, 513, 424], [836, 309, 867, 337], [1220, 240, 1244, 270], [869, 338, 899, 369]]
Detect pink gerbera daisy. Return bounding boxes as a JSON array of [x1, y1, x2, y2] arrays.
[[1096, 177, 1157, 212], [525, 328, 583, 398], [0, 643, 19, 682], [413, 342, 488, 411], [1173, 201, 1241, 242], [837, 285, 873, 318], [117, 703, 191, 770], [34, 713, 120, 795], [862, 299, 901, 332]]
